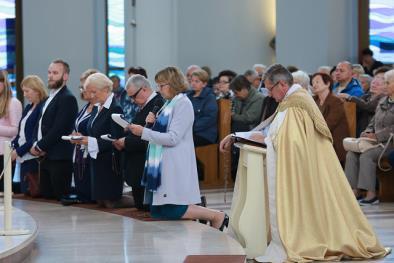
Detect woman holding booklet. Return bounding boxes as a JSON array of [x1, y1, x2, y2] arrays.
[[69, 72, 124, 208]]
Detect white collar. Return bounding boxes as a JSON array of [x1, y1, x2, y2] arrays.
[[143, 91, 157, 108], [285, 84, 302, 99], [95, 93, 114, 109], [49, 86, 64, 97]]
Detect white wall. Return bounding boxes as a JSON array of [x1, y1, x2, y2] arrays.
[[177, 0, 276, 76], [276, 0, 358, 73], [23, 0, 106, 105], [22, 0, 360, 93], [125, 0, 179, 81], [125, 0, 276, 78]]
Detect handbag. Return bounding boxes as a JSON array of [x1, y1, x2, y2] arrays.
[[343, 134, 394, 172], [343, 137, 382, 153], [377, 133, 394, 172], [25, 172, 40, 197]]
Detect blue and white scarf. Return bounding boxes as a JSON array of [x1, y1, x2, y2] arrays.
[[141, 93, 184, 192]]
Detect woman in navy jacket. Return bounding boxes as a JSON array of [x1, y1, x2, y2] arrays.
[[187, 69, 218, 146], [12, 75, 48, 196], [61, 69, 98, 205], [187, 69, 218, 181]]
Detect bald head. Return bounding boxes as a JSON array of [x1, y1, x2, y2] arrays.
[[335, 61, 353, 83]]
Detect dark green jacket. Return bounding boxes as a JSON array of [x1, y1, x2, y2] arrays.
[[232, 87, 265, 131]]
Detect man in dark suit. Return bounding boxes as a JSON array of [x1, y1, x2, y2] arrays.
[[113, 74, 164, 210], [31, 59, 78, 199]]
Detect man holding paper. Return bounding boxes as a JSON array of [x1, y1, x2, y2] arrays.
[[113, 74, 163, 210], [220, 64, 389, 262]]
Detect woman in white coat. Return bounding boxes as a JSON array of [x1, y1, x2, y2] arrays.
[[129, 66, 228, 230]]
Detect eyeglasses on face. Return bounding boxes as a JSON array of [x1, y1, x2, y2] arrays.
[[130, 87, 142, 99], [157, 83, 169, 89], [267, 81, 280, 91]]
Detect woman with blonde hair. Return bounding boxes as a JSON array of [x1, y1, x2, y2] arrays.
[[0, 70, 22, 191], [11, 75, 47, 196], [129, 66, 228, 230]]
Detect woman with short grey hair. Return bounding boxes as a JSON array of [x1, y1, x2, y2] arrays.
[[70, 72, 124, 208]]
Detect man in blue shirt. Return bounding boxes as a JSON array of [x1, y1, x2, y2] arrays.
[[110, 75, 139, 123], [332, 61, 364, 97]]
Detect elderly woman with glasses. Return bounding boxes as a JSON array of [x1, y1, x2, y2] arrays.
[[61, 69, 98, 205], [338, 66, 391, 136], [129, 66, 228, 230], [71, 73, 124, 208], [345, 69, 394, 205]]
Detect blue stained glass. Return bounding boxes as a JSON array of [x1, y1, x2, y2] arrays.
[[108, 69, 126, 87], [107, 0, 125, 73], [0, 0, 16, 95], [369, 0, 394, 63]]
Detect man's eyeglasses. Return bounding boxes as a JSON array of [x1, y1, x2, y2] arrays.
[[130, 87, 142, 100], [267, 81, 280, 92]]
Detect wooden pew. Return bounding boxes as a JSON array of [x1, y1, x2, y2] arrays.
[[195, 144, 218, 188], [377, 158, 394, 202], [195, 99, 233, 189], [342, 101, 394, 201], [343, 101, 356, 137], [217, 99, 232, 188]]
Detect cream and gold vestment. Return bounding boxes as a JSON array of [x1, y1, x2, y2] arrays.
[[258, 87, 389, 262]]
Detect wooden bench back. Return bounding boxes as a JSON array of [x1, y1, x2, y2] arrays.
[[343, 101, 356, 137], [196, 99, 234, 189], [217, 99, 232, 187], [217, 99, 232, 140]]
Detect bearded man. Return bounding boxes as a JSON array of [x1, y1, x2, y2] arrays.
[[31, 59, 78, 200]]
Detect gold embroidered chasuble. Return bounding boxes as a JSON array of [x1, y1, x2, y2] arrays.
[[271, 89, 388, 262]]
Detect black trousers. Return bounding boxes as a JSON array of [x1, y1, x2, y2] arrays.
[[124, 152, 148, 210], [130, 177, 146, 210], [39, 159, 72, 200]]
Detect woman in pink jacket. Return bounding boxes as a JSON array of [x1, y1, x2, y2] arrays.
[[0, 70, 22, 191]]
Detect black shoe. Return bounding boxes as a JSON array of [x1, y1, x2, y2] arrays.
[[359, 196, 379, 206], [219, 213, 229, 231], [198, 196, 208, 224], [60, 194, 82, 206]]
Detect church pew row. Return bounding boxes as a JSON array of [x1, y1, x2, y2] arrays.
[[344, 101, 394, 202], [196, 99, 233, 189]]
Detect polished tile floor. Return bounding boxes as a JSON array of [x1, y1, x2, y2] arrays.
[[13, 196, 243, 263], [5, 189, 394, 262], [0, 207, 37, 260]]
